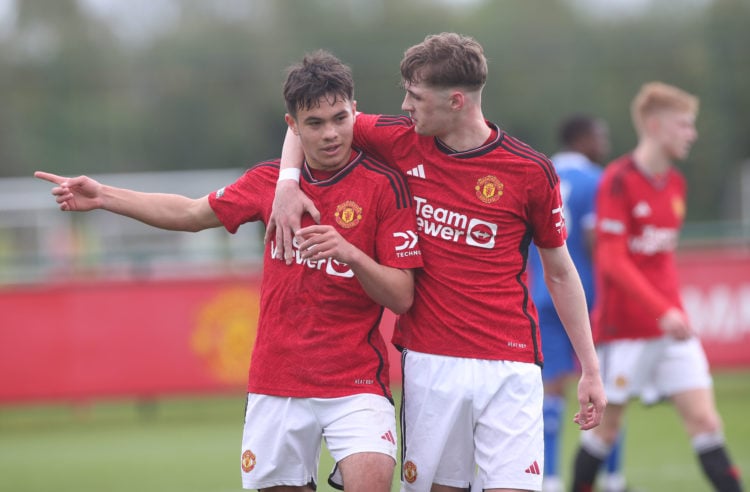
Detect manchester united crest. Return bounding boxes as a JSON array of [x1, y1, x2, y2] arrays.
[[241, 449, 257, 473], [335, 200, 363, 228], [403, 460, 418, 484], [475, 175, 503, 204], [615, 375, 629, 389]]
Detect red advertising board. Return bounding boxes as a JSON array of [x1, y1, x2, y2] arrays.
[[0, 277, 262, 403], [0, 246, 748, 403], [677, 247, 750, 369]]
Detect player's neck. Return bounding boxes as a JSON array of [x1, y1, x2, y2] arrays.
[[305, 148, 358, 177], [439, 114, 491, 152], [633, 141, 672, 176]]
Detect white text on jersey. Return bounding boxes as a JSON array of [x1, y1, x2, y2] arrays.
[[413, 196, 497, 249], [270, 240, 354, 278]]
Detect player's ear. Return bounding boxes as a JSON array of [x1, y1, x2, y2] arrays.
[[448, 90, 464, 111], [285, 113, 300, 136], [351, 100, 357, 119]]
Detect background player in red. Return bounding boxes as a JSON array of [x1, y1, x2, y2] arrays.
[[570, 82, 743, 492], [269, 33, 606, 492], [35, 51, 423, 492]]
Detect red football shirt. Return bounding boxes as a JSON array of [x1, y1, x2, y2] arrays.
[[354, 113, 566, 364], [208, 150, 423, 398], [592, 154, 686, 342]]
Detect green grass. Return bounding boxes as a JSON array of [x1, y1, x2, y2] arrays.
[[1, 372, 748, 491]]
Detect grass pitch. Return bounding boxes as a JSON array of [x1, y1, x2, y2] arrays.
[[1, 371, 747, 491]]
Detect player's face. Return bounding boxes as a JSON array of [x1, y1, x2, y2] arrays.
[[286, 96, 356, 171], [401, 81, 454, 137], [653, 109, 698, 161]]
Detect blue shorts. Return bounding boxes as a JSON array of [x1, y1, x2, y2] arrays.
[[538, 307, 577, 382]]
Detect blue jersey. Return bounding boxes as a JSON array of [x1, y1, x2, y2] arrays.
[[529, 152, 602, 313]]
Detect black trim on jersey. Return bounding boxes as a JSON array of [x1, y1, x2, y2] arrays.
[[247, 158, 281, 172], [300, 149, 411, 211], [368, 308, 395, 404], [301, 150, 363, 186], [501, 135, 558, 189], [361, 155, 411, 210], [374, 114, 413, 127], [517, 225, 543, 366], [433, 122, 505, 159]]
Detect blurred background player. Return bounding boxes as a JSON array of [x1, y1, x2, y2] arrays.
[[528, 114, 623, 492], [570, 82, 744, 492], [35, 50, 423, 492]]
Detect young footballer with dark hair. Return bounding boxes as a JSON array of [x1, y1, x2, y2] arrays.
[[36, 50, 422, 492]]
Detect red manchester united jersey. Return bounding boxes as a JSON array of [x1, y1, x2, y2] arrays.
[[208, 150, 422, 398], [592, 154, 686, 342], [354, 113, 566, 364]]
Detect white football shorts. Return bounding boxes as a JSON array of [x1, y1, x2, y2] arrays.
[[240, 392, 397, 490], [597, 335, 713, 405], [400, 350, 544, 492]]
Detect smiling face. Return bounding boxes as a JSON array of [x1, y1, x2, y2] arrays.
[[285, 95, 356, 172]]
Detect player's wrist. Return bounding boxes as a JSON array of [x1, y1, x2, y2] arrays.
[[278, 168, 300, 183]]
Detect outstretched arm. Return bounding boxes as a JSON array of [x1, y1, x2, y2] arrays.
[[538, 244, 607, 430], [34, 171, 221, 232], [296, 224, 414, 314], [264, 128, 320, 264]]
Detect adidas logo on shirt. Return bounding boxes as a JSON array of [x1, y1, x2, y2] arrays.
[[406, 164, 426, 179]]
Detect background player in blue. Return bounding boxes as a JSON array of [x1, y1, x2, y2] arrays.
[[528, 114, 616, 492]]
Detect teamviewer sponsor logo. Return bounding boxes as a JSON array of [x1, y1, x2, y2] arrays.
[[270, 240, 354, 278], [413, 196, 497, 249], [466, 218, 496, 248]]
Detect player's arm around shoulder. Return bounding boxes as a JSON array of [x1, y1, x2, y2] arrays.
[[265, 128, 321, 263]]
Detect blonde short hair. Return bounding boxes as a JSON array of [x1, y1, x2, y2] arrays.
[[631, 82, 699, 134]]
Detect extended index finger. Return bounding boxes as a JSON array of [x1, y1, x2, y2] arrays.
[[34, 171, 66, 185]]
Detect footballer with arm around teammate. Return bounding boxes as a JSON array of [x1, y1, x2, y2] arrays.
[[36, 51, 423, 492], [268, 33, 606, 492]]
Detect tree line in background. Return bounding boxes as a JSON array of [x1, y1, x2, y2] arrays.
[[0, 0, 748, 221]]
